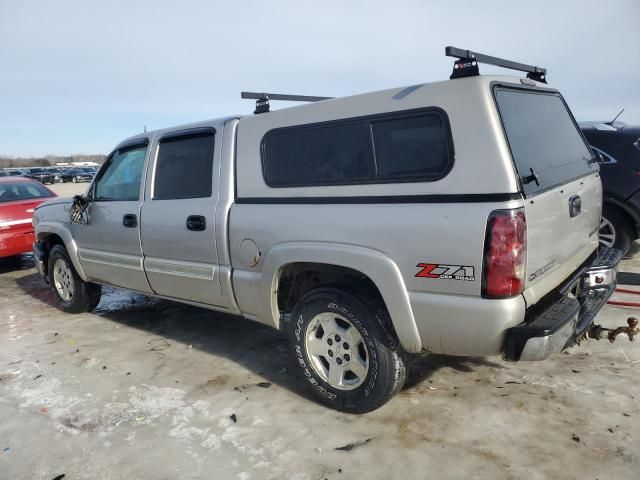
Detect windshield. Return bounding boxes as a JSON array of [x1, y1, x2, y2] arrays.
[[0, 181, 53, 203], [495, 87, 596, 196]]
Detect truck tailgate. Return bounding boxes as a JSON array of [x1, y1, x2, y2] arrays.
[[493, 85, 601, 305], [523, 173, 600, 304]]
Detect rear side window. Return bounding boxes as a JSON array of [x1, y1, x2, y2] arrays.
[[495, 88, 596, 196], [262, 122, 372, 187], [372, 114, 450, 179], [154, 129, 215, 200], [262, 109, 453, 187]]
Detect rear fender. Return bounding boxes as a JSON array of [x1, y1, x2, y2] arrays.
[[261, 242, 422, 353]]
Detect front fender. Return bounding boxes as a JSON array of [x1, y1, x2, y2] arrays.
[[36, 221, 88, 282], [261, 242, 422, 353]]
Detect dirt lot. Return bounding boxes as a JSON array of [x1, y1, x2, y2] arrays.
[[1, 213, 639, 478]]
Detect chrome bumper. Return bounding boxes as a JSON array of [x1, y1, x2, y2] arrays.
[[504, 247, 622, 361]]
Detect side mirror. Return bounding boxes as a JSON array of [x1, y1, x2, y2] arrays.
[[69, 195, 91, 225]]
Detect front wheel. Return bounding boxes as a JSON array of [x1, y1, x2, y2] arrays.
[[288, 287, 406, 413], [48, 245, 102, 313]]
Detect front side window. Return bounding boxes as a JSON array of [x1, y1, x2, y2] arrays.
[[261, 109, 453, 188], [153, 129, 216, 200], [94, 144, 147, 201]]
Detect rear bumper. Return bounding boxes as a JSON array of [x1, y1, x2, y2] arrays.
[[504, 246, 622, 361]]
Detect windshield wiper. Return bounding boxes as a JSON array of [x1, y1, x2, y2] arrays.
[[521, 167, 540, 186]]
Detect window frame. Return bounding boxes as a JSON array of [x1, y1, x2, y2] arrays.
[[91, 138, 149, 202], [260, 107, 455, 188], [151, 127, 217, 201]]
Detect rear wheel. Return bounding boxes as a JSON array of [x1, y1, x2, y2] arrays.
[[48, 245, 101, 313], [288, 287, 406, 413], [72, 176, 78, 183], [600, 205, 633, 256]]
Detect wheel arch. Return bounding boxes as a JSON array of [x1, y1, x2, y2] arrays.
[[603, 197, 640, 239], [261, 242, 422, 353], [36, 222, 88, 281]]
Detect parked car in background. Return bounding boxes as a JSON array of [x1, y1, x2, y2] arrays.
[[23, 167, 55, 184], [0, 177, 56, 258], [60, 168, 95, 183], [47, 168, 63, 183], [580, 120, 640, 255], [7, 170, 26, 177]]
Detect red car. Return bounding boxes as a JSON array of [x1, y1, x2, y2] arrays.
[[0, 177, 56, 258]]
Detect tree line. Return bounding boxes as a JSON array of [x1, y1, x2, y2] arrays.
[[0, 154, 106, 168]]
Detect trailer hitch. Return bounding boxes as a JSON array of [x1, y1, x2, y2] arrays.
[[588, 317, 639, 343]]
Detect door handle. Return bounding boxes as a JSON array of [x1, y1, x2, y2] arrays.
[[186, 215, 206, 231], [122, 214, 137, 228], [569, 195, 581, 218]]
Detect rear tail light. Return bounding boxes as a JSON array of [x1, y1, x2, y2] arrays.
[[482, 208, 526, 298]]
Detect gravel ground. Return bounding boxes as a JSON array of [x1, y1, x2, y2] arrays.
[[47, 181, 90, 198], [0, 245, 638, 479]]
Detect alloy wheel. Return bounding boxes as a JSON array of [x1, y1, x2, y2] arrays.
[[53, 258, 74, 302], [599, 216, 616, 248], [304, 312, 369, 390]]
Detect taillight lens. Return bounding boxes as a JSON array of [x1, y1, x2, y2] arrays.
[[482, 209, 526, 298]]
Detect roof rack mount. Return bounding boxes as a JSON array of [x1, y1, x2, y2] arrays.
[[241, 91, 333, 114], [445, 46, 547, 83]]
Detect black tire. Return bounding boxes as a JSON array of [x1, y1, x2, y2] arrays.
[[601, 205, 633, 256], [72, 176, 78, 183], [288, 287, 406, 413], [48, 245, 102, 313]]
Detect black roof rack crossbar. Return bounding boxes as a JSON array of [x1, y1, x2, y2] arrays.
[[445, 46, 547, 83], [241, 91, 333, 114]]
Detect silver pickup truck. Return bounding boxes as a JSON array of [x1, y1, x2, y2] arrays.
[[32, 47, 625, 413]]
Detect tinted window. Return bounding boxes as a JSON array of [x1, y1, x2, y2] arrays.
[[372, 114, 450, 180], [94, 145, 147, 201], [154, 130, 215, 200], [0, 181, 53, 203], [495, 88, 596, 196], [263, 122, 372, 187], [262, 110, 452, 187]]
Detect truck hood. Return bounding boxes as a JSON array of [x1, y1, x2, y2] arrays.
[[35, 197, 73, 210]]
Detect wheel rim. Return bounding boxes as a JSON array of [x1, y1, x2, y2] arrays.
[[53, 258, 74, 302], [599, 217, 616, 248], [304, 312, 369, 391]]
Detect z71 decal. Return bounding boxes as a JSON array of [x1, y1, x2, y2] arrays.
[[415, 263, 475, 281]]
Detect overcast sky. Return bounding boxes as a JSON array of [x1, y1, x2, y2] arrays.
[[1, 0, 638, 157]]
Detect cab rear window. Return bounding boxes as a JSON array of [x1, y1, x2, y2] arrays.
[[495, 87, 596, 196]]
